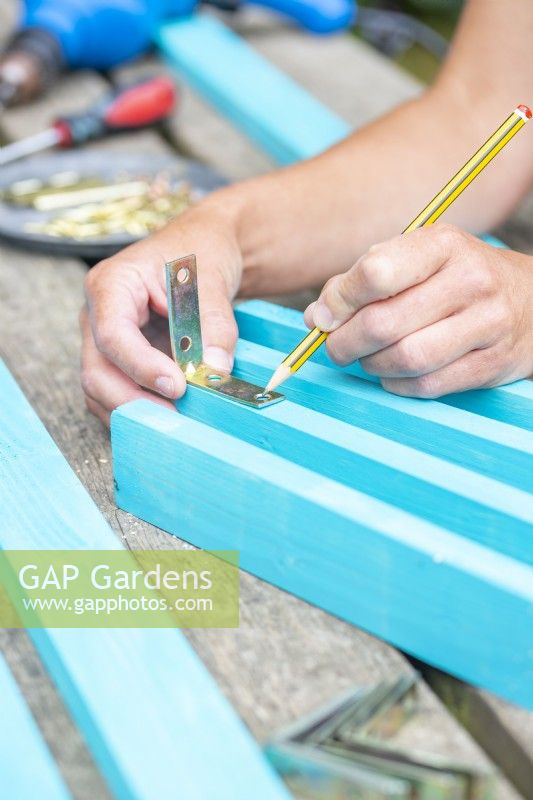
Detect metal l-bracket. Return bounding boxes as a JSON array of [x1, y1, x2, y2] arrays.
[[166, 255, 284, 409]]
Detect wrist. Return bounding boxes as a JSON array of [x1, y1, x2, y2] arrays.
[[195, 179, 272, 297]]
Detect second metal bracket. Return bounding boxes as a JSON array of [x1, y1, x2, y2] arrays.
[[166, 255, 284, 409]]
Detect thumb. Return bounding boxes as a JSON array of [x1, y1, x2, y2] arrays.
[[198, 269, 239, 373]]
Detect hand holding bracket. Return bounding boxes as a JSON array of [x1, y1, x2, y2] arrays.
[[166, 255, 284, 409]]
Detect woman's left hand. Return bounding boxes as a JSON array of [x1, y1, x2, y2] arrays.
[[305, 224, 533, 398]]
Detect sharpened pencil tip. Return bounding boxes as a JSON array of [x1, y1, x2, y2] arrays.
[[263, 364, 292, 395], [263, 377, 276, 394]]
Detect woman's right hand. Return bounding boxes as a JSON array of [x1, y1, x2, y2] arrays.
[[80, 191, 246, 425]]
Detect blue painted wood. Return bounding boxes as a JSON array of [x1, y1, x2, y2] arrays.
[[481, 234, 507, 249], [443, 381, 533, 431], [112, 399, 533, 710], [0, 655, 71, 799], [0, 360, 290, 800], [235, 300, 374, 380], [156, 15, 350, 164], [231, 337, 533, 493], [235, 301, 533, 432], [177, 384, 533, 563]]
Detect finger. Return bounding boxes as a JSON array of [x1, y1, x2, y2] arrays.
[[85, 397, 111, 428], [86, 276, 186, 399], [360, 306, 496, 379], [149, 269, 169, 318], [313, 224, 466, 332], [197, 267, 238, 373], [141, 314, 173, 357], [303, 302, 316, 329], [325, 268, 463, 366], [381, 348, 497, 399], [81, 309, 177, 415], [83, 350, 176, 415]]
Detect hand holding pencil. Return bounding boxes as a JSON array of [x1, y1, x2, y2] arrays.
[[264, 105, 532, 396]]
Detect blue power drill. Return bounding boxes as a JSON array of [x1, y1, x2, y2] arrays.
[[0, 0, 356, 108]]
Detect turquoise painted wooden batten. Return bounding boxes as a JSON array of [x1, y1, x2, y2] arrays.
[[0, 656, 71, 799], [156, 14, 350, 164], [111, 302, 533, 710], [0, 360, 290, 800], [235, 300, 533, 433]]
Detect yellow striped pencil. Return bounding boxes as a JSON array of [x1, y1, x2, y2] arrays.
[[264, 104, 531, 395]]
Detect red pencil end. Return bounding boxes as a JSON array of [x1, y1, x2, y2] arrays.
[[517, 104, 532, 119]]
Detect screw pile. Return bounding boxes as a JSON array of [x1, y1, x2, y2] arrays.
[[15, 172, 195, 239]]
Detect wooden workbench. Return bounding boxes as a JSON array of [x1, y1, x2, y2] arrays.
[[0, 2, 530, 798]]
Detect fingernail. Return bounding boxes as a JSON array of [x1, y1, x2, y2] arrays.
[[313, 301, 337, 331], [155, 376, 176, 398], [203, 346, 232, 373]]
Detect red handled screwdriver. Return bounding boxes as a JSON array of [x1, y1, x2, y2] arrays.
[[0, 76, 177, 167]]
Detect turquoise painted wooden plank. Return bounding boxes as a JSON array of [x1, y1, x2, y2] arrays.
[[231, 337, 533, 493], [112, 399, 533, 710], [0, 360, 290, 800], [443, 381, 533, 431], [177, 384, 533, 564], [235, 300, 533, 431], [0, 655, 71, 799], [156, 15, 350, 164], [235, 300, 373, 380]]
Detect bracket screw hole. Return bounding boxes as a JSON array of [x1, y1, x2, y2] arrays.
[[207, 374, 222, 383], [255, 392, 271, 401], [179, 335, 192, 352], [177, 267, 190, 284]]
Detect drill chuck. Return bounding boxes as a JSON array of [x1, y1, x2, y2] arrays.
[[0, 28, 63, 107]]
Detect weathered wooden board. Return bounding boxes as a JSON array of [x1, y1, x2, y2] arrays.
[[0, 655, 71, 800], [237, 12, 421, 123]]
